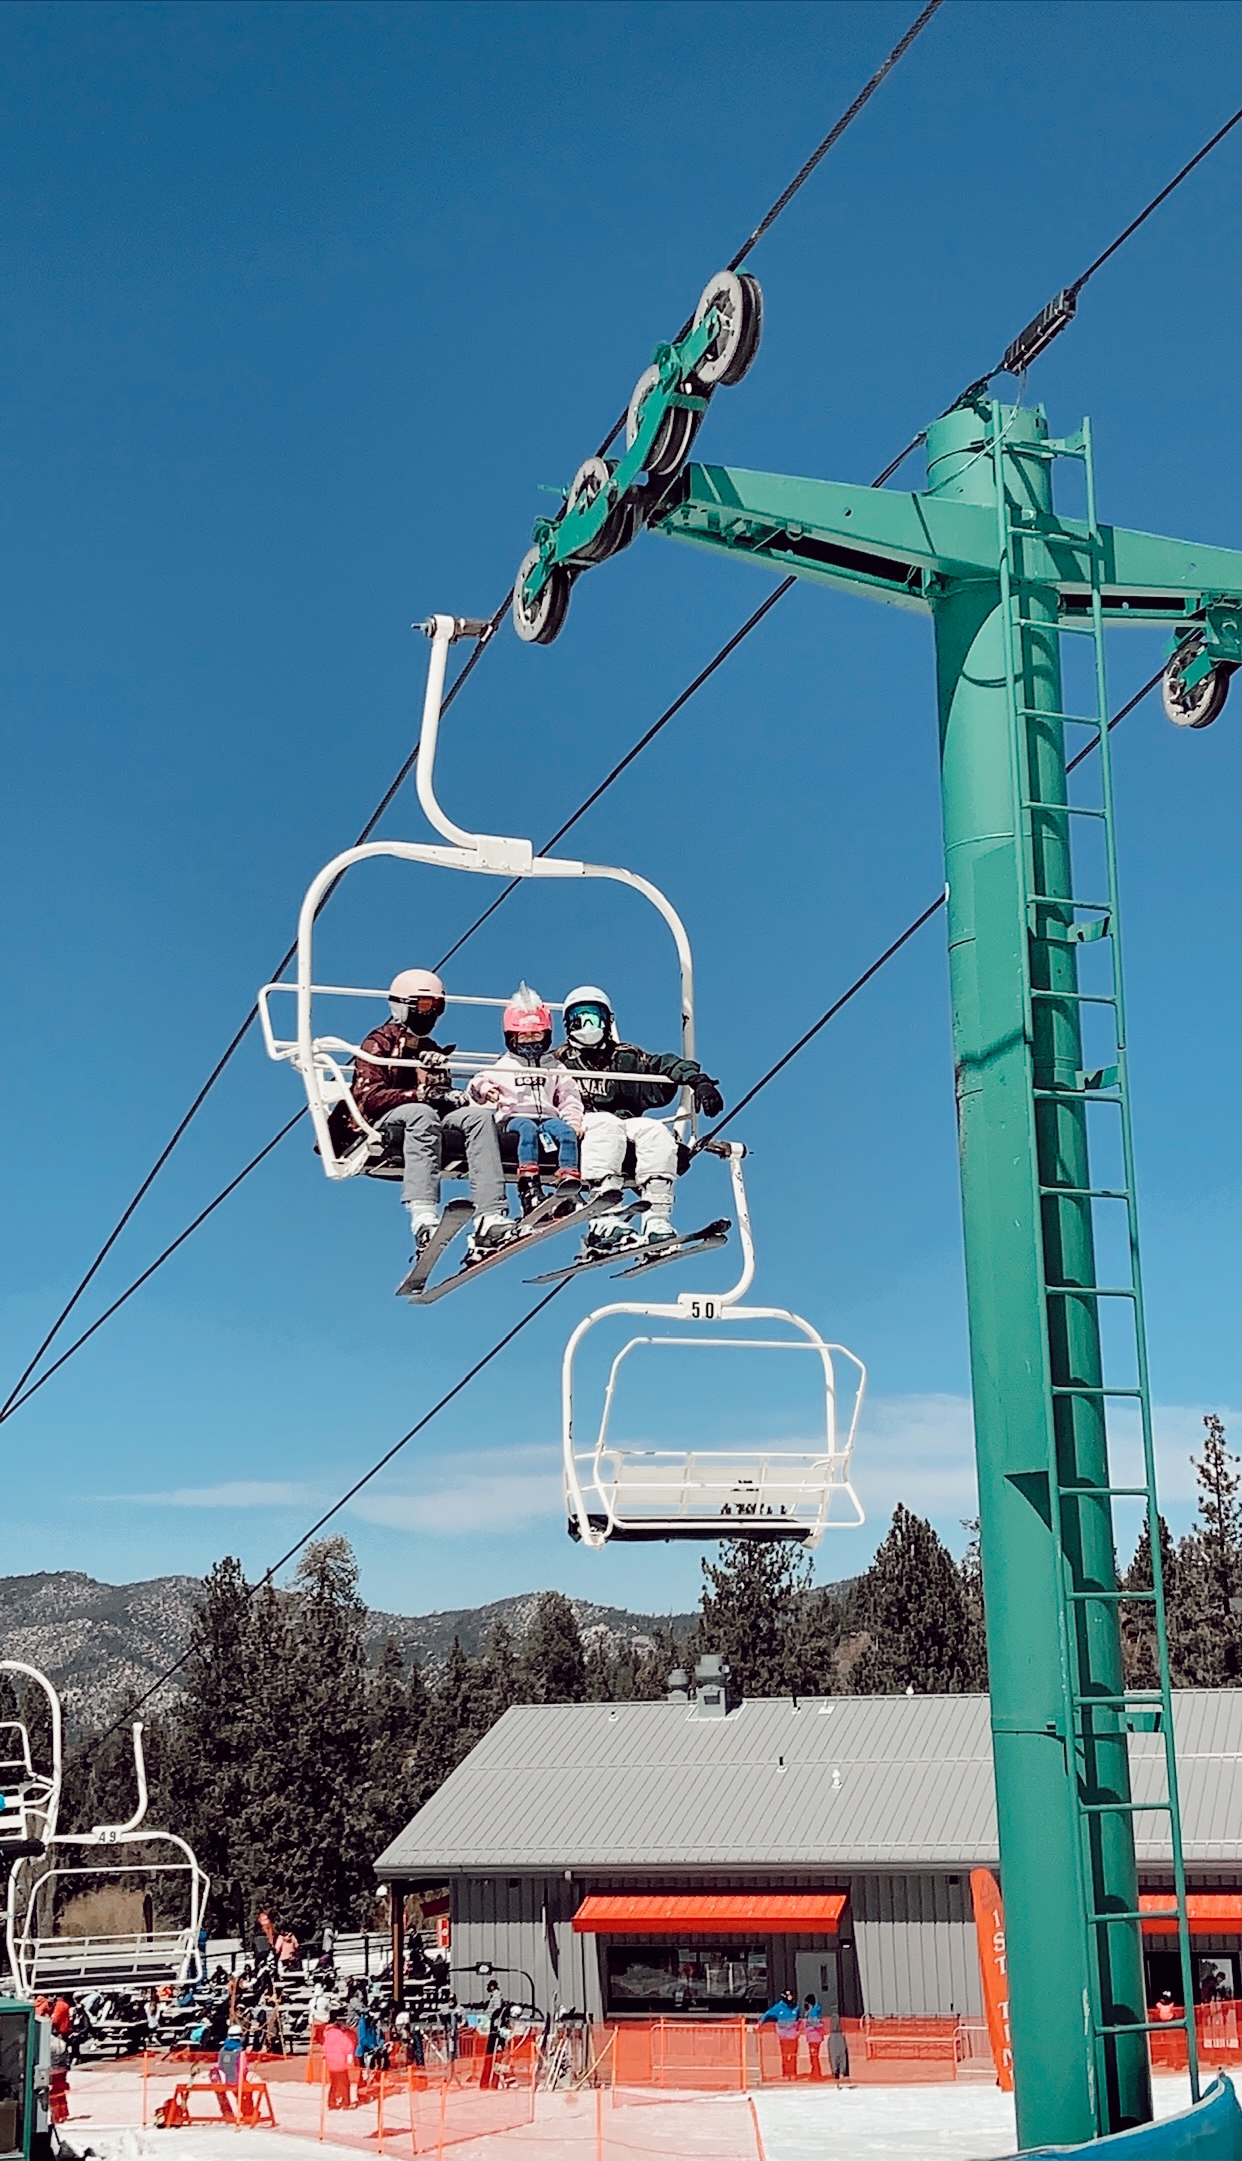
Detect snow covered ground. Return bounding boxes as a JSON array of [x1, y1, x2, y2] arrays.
[[66, 2067, 1202, 2161]]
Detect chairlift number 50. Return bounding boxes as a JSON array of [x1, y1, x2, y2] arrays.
[[686, 1297, 718, 1320]]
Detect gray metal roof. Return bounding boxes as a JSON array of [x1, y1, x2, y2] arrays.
[[375, 1690, 1242, 1878]]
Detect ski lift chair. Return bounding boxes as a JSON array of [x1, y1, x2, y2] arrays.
[[562, 1145, 866, 1547], [258, 616, 703, 1203], [0, 1661, 61, 1854], [7, 1719, 208, 1997]]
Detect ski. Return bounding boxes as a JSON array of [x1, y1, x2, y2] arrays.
[[401, 1190, 614, 1306], [528, 1205, 738, 1289], [610, 1217, 733, 1278], [393, 1200, 473, 1299]]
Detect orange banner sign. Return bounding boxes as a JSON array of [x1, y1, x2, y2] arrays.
[[970, 1868, 1014, 2091]]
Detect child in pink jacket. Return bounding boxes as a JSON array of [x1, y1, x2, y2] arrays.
[[468, 989, 584, 1213]]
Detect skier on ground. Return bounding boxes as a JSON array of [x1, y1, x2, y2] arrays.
[[352, 967, 513, 1264], [467, 987, 585, 1215], [553, 985, 724, 1253]]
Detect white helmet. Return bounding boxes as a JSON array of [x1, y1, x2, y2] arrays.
[[388, 967, 446, 1035], [562, 985, 614, 1051]]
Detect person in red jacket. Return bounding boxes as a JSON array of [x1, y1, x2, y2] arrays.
[[353, 967, 512, 1263]]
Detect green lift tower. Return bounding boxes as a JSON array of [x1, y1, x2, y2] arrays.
[[512, 284, 1242, 2149]]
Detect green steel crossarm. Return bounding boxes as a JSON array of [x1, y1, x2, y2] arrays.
[[650, 462, 1242, 624]]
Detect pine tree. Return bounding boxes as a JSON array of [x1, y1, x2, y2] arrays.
[[516, 1593, 586, 1704], [957, 1519, 989, 1689], [688, 1540, 813, 1697], [409, 1639, 493, 1809], [477, 1621, 520, 1725], [848, 1505, 979, 1694], [1175, 1416, 1242, 1686], [1121, 1515, 1182, 1686], [359, 1640, 428, 1859], [159, 1556, 255, 1931]]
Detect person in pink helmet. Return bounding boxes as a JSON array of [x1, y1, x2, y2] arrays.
[[353, 967, 512, 1261], [468, 987, 585, 1214]]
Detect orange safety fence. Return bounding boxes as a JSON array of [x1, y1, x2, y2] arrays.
[[600, 2015, 984, 2089], [1149, 1998, 1242, 2070]]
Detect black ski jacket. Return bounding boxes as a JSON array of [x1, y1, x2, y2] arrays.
[[554, 1039, 703, 1119]]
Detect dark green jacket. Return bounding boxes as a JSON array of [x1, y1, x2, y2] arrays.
[[554, 1040, 702, 1119]]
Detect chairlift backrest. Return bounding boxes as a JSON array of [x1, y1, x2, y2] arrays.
[[561, 1146, 866, 1548], [259, 616, 699, 1178]]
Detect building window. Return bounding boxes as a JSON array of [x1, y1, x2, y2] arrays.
[[605, 1943, 768, 2013]]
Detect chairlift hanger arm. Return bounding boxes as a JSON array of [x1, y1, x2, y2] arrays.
[[649, 462, 1242, 626]]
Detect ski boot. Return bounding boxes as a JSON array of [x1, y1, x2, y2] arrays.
[[516, 1173, 545, 1218], [466, 1211, 517, 1264], [553, 1166, 583, 1215], [406, 1204, 439, 1257], [642, 1211, 678, 1248], [580, 1185, 637, 1259]]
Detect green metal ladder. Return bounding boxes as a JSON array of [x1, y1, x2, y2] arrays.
[[990, 405, 1200, 2114]]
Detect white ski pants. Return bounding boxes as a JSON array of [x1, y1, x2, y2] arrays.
[[581, 1112, 676, 1209]]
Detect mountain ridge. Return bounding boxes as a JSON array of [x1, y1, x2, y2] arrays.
[[0, 1570, 696, 1733]]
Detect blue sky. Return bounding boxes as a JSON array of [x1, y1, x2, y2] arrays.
[[1, 1, 1238, 1622]]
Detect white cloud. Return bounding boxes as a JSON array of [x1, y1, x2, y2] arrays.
[[349, 1468, 561, 1536], [119, 1480, 314, 1509]]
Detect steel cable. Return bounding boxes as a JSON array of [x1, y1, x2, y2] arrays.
[[7, 58, 1220, 1418], [87, 1280, 569, 1743], [3, 18, 940, 1414]]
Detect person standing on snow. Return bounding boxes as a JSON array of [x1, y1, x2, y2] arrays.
[[553, 986, 723, 1252], [758, 1988, 801, 2080], [352, 967, 513, 1264], [468, 988, 585, 1214]]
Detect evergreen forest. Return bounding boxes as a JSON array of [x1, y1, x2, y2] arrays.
[[2, 1416, 1236, 1941]]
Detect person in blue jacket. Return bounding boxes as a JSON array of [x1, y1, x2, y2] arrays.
[[758, 1988, 800, 2080]]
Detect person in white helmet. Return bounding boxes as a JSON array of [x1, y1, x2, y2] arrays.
[[353, 968, 512, 1259], [467, 988, 585, 1214], [554, 987, 724, 1250]]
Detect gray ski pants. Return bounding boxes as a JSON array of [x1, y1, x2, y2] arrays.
[[379, 1101, 506, 1215]]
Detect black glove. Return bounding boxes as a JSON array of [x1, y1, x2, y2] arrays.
[[693, 1075, 724, 1118]]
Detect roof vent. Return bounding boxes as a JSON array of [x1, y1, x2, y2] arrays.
[[692, 1653, 734, 1719], [666, 1668, 690, 1704]]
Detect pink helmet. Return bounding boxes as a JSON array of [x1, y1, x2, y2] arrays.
[[503, 985, 552, 1037]]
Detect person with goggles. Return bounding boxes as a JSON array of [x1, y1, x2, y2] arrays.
[[554, 985, 724, 1252], [353, 968, 512, 1262]]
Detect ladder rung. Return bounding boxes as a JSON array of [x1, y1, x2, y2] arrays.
[[1044, 1285, 1137, 1300], [1015, 708, 1103, 725], [1066, 1588, 1153, 1603], [1039, 1186, 1129, 1200], [1090, 1910, 1161, 1927], [1029, 989, 1117, 1005], [1013, 614, 1098, 636], [1060, 1486, 1153, 1500], [1078, 1797, 1169, 1813], [1008, 525, 1098, 551], [1028, 894, 1111, 910], [1034, 1086, 1122, 1101], [1095, 2018, 1189, 2038], [1072, 1692, 1165, 1707], [1051, 1385, 1143, 1398], [1023, 801, 1107, 820]]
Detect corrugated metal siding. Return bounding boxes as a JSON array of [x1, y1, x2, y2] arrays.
[[448, 1875, 598, 2020], [850, 1874, 983, 2018]]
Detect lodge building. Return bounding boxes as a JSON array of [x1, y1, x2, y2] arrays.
[[374, 1668, 1242, 2022]]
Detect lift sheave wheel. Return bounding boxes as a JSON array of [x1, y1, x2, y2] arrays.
[[691, 271, 762, 389], [512, 268, 763, 646], [1161, 630, 1235, 729], [513, 544, 571, 646]]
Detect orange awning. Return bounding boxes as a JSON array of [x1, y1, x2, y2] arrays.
[[1140, 1894, 1242, 1936], [572, 1893, 847, 1935]]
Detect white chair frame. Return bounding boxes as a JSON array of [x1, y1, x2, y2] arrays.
[[562, 1145, 866, 1547], [259, 615, 700, 1178], [6, 1711, 208, 1997]]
